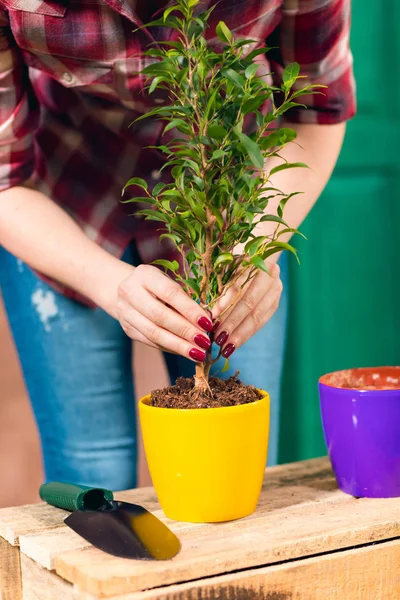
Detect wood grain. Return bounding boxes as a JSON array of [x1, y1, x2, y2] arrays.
[[0, 537, 21, 600], [20, 554, 74, 600], [75, 539, 400, 600]]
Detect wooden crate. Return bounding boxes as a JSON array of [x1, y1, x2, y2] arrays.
[[1, 458, 399, 600]]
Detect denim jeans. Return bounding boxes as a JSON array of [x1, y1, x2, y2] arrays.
[[0, 246, 288, 490]]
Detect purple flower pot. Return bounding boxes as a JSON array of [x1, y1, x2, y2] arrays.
[[319, 367, 400, 498]]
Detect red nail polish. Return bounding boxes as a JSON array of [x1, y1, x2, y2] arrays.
[[189, 347, 207, 362], [198, 316, 213, 332], [212, 319, 221, 332], [222, 343, 235, 358], [215, 331, 228, 347], [194, 334, 211, 350]]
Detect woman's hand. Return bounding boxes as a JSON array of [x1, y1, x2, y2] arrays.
[[211, 260, 283, 359], [116, 264, 215, 362]]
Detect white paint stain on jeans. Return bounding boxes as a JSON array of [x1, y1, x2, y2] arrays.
[[31, 289, 59, 332]]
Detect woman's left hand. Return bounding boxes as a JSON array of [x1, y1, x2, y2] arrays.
[[211, 260, 283, 359]]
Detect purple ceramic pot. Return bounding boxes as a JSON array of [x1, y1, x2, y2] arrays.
[[319, 367, 400, 498]]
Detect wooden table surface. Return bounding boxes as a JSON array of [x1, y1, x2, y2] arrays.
[[1, 457, 399, 600]]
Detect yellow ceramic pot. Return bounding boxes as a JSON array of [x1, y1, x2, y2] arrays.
[[138, 392, 270, 523]]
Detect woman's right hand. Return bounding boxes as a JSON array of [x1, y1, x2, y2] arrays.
[[116, 264, 214, 362]]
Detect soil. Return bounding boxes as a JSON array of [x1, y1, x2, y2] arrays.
[[320, 366, 400, 390], [150, 373, 263, 409]]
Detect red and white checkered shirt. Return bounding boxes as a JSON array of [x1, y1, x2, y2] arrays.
[[0, 0, 356, 304]]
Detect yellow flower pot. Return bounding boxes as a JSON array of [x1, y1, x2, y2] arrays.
[[138, 391, 269, 523]]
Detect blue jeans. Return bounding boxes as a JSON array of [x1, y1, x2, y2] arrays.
[[0, 246, 288, 490]]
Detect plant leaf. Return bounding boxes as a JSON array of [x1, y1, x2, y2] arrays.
[[221, 358, 230, 373], [214, 252, 234, 268], [211, 149, 226, 160], [122, 177, 148, 195], [282, 62, 300, 88], [234, 131, 264, 169], [216, 20, 232, 44], [245, 64, 258, 79], [222, 68, 245, 88], [269, 162, 308, 176], [152, 259, 180, 272], [250, 255, 270, 274], [207, 124, 228, 139]]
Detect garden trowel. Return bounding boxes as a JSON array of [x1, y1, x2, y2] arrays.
[[39, 482, 180, 560]]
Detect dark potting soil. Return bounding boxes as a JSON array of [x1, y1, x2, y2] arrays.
[[150, 373, 263, 409]]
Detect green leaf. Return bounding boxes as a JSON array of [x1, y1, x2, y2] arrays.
[[152, 182, 166, 196], [234, 130, 264, 169], [122, 177, 148, 195], [188, 0, 199, 7], [163, 5, 184, 22], [214, 252, 234, 268], [163, 119, 191, 135], [258, 214, 289, 227], [221, 358, 230, 373], [244, 236, 266, 255], [148, 76, 162, 94], [261, 128, 297, 150], [210, 204, 224, 230], [159, 233, 179, 245], [222, 68, 245, 88], [120, 196, 152, 205], [181, 278, 201, 296], [245, 47, 269, 62], [216, 21, 232, 44], [245, 64, 258, 79], [250, 255, 270, 274], [207, 124, 227, 139], [242, 94, 270, 114], [282, 62, 300, 87], [152, 259, 180, 273], [211, 149, 226, 160], [269, 162, 308, 176]]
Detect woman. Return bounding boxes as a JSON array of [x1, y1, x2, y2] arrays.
[[0, 0, 355, 489]]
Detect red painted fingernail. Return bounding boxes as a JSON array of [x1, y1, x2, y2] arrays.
[[215, 331, 228, 347], [222, 343, 236, 358], [198, 316, 213, 332], [194, 334, 211, 350], [189, 347, 207, 362], [212, 319, 221, 332]]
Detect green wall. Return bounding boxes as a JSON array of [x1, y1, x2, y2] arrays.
[[279, 1, 400, 462]]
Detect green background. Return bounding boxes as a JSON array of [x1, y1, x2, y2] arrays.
[[279, 1, 400, 463]]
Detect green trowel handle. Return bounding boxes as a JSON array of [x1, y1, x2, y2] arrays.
[[39, 482, 114, 512]]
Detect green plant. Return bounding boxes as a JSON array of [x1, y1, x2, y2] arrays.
[[123, 0, 321, 397]]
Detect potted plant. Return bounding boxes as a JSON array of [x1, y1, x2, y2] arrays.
[[123, 0, 319, 522]]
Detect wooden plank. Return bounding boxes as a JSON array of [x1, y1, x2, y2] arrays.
[[17, 459, 338, 571], [77, 539, 400, 600], [0, 537, 22, 600], [53, 492, 400, 598], [20, 555, 74, 600]]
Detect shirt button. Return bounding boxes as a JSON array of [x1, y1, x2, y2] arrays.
[[62, 72, 74, 84]]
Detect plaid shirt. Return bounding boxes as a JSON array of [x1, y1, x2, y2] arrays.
[[0, 0, 355, 305]]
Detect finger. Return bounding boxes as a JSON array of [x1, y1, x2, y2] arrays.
[[124, 287, 212, 351], [136, 265, 214, 333], [214, 267, 280, 346], [120, 303, 208, 362]]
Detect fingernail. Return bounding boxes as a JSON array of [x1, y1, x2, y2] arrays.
[[194, 334, 211, 350], [189, 347, 207, 362], [215, 331, 228, 347], [222, 343, 236, 359], [212, 319, 221, 332], [198, 316, 213, 332]]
